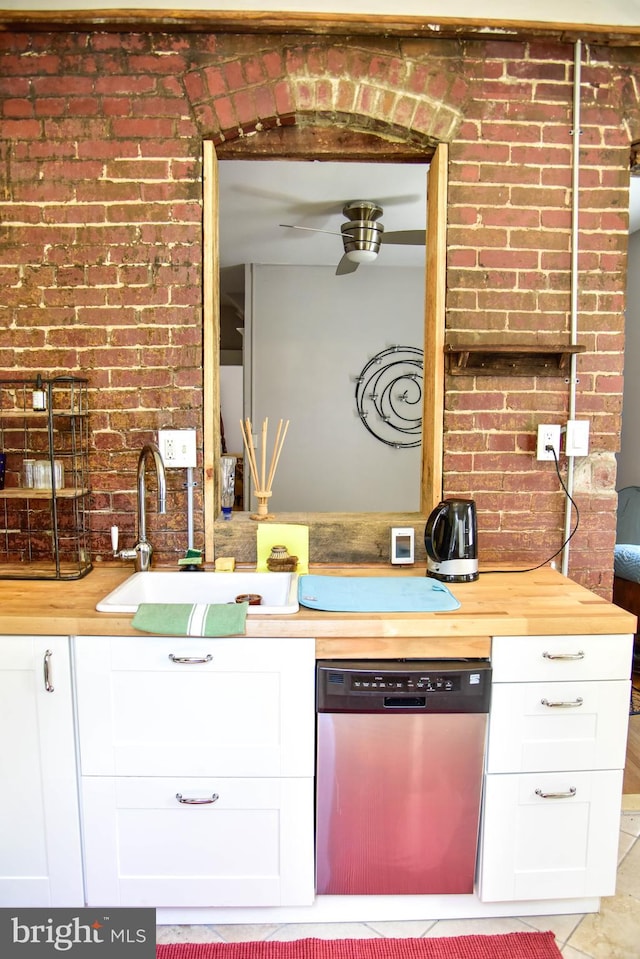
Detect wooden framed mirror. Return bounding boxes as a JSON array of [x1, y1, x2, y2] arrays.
[[202, 133, 447, 563]]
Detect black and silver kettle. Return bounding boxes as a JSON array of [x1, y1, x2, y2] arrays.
[[424, 498, 479, 582]]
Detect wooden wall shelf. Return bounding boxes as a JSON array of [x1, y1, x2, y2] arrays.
[[0, 488, 89, 500], [444, 343, 586, 376]]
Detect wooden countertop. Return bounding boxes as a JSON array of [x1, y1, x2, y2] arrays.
[[0, 563, 635, 659]]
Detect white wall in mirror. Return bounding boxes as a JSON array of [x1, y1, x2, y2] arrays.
[[630, 176, 640, 234], [247, 263, 424, 512], [218, 158, 428, 512], [218, 159, 428, 272]]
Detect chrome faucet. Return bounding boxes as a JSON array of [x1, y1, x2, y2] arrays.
[[114, 444, 167, 572]]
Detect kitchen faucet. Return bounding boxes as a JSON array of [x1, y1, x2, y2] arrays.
[[113, 444, 167, 572]]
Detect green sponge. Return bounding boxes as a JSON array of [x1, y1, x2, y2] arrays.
[[178, 549, 203, 567]]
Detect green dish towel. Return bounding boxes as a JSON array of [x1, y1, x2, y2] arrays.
[[132, 602, 248, 636]]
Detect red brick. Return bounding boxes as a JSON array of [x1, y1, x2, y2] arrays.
[[95, 76, 157, 96], [0, 118, 42, 138], [110, 117, 176, 138]]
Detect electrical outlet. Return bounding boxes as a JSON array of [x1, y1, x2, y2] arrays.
[[536, 424, 561, 461], [158, 429, 197, 468]]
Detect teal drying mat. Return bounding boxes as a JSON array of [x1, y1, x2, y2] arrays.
[[298, 575, 461, 613]]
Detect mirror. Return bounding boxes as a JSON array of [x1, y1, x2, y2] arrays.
[[202, 138, 447, 562], [218, 159, 428, 512]]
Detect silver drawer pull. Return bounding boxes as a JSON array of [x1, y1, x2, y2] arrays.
[[535, 787, 577, 800], [176, 793, 219, 805], [43, 648, 54, 693], [168, 653, 213, 665], [542, 651, 585, 661], [541, 697, 584, 708]]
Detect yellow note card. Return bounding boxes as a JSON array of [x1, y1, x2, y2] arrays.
[[256, 524, 309, 575]]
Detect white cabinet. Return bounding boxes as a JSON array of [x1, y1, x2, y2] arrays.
[[488, 680, 630, 772], [479, 633, 633, 903], [0, 636, 83, 906], [73, 635, 315, 908], [74, 634, 312, 777], [81, 776, 313, 908], [481, 770, 623, 901]]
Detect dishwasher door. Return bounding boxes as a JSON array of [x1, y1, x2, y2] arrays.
[[316, 660, 491, 896]]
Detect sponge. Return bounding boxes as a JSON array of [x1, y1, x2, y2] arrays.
[[178, 548, 203, 567]]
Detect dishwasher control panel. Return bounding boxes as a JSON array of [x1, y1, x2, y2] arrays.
[[350, 673, 460, 692], [317, 659, 491, 714]]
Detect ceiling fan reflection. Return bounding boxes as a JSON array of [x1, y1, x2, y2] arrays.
[[280, 200, 425, 275]]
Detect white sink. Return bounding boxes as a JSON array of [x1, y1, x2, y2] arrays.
[[96, 571, 299, 614]]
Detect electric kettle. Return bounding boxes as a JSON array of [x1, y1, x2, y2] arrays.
[[424, 498, 479, 582]]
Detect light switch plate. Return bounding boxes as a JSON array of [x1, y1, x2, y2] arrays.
[[565, 419, 590, 457]]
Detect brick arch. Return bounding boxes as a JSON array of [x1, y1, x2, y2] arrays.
[[625, 89, 640, 170], [589, 51, 640, 171], [183, 41, 469, 147]]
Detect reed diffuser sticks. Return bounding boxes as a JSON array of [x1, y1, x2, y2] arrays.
[[239, 416, 290, 519]]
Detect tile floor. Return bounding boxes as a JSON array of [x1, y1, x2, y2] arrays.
[[157, 803, 640, 959]]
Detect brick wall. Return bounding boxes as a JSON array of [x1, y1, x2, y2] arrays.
[[445, 39, 637, 592], [0, 29, 638, 593]]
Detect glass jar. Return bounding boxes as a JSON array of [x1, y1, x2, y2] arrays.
[[21, 459, 35, 488]]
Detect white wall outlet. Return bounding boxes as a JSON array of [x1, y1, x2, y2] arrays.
[[536, 424, 561, 461], [565, 419, 590, 457], [158, 429, 197, 468]]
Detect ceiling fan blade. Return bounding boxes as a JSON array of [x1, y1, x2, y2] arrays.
[[381, 229, 426, 246], [280, 223, 346, 239], [336, 254, 359, 276]]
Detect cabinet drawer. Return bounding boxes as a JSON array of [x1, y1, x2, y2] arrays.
[[491, 634, 633, 683], [73, 635, 315, 777], [487, 680, 630, 772], [81, 776, 314, 908], [479, 768, 623, 902], [75, 634, 308, 672]]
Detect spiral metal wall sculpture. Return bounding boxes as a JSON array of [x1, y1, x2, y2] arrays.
[[354, 345, 423, 448]]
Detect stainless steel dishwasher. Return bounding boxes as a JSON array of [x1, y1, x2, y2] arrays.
[[316, 659, 491, 896]]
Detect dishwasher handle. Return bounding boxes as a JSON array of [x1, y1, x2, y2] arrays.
[[384, 696, 426, 708]]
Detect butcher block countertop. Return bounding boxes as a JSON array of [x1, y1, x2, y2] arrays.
[[0, 563, 635, 659]]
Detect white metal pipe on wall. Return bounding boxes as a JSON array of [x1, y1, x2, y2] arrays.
[[561, 39, 582, 577]]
